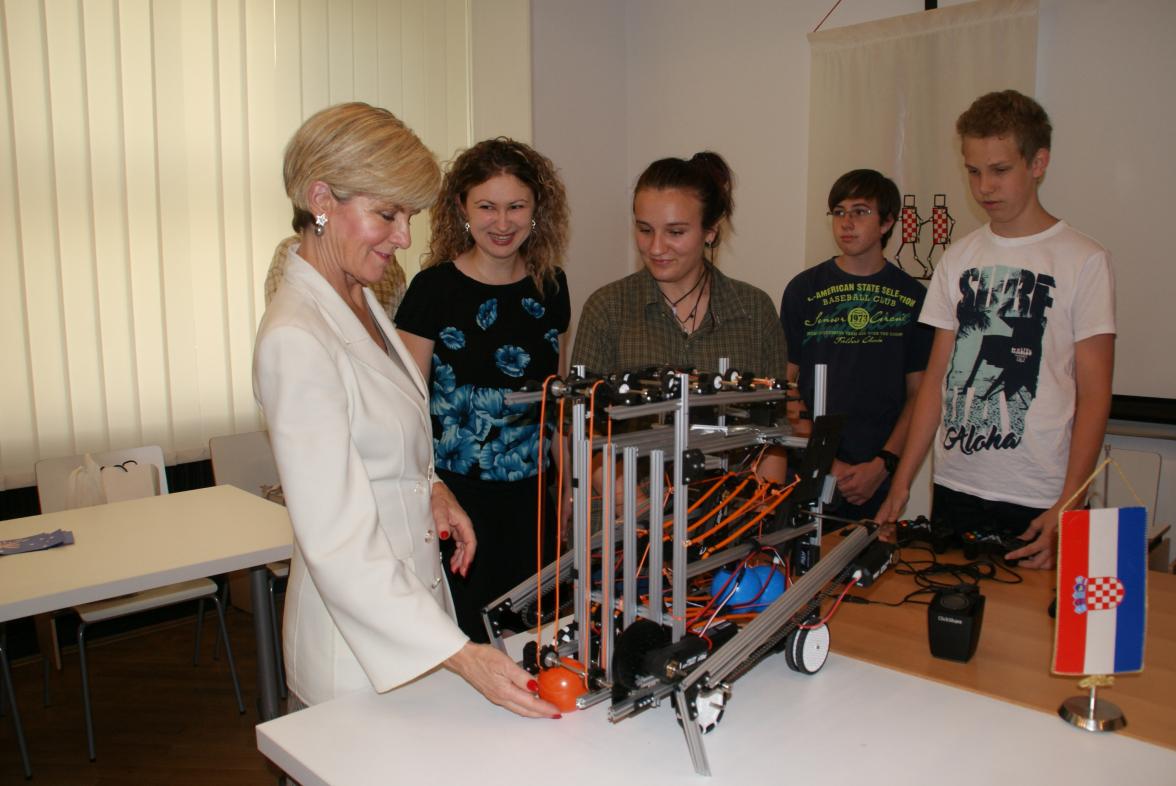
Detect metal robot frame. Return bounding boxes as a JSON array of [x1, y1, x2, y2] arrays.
[[482, 365, 880, 775]]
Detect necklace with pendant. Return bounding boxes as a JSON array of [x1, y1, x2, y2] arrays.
[[665, 267, 710, 333]]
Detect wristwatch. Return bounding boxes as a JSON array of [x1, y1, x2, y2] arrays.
[[876, 449, 899, 475]]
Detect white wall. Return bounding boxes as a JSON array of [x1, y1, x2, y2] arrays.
[[534, 0, 924, 337], [531, 0, 1176, 522], [530, 0, 630, 330], [471, 0, 533, 144], [1035, 0, 1176, 400], [533, 0, 938, 515]]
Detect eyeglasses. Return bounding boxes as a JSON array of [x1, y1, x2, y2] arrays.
[[827, 207, 873, 220]]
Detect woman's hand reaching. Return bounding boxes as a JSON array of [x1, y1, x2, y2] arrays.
[[431, 481, 476, 577], [444, 643, 562, 718]]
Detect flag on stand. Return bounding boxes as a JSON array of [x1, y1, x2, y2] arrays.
[[1052, 507, 1147, 675]]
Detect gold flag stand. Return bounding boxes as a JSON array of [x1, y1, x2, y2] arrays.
[[1059, 675, 1126, 732], [1054, 458, 1147, 733]]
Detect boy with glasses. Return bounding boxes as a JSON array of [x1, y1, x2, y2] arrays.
[[780, 169, 932, 522], [875, 90, 1116, 570]]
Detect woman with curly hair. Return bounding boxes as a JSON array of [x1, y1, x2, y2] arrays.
[[396, 138, 571, 642]]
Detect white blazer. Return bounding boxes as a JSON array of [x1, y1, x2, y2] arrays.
[[253, 250, 467, 705]]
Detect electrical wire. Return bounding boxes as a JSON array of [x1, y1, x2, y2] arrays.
[[799, 572, 859, 629], [552, 395, 567, 654], [704, 479, 798, 553], [534, 374, 559, 666], [812, 0, 844, 34]]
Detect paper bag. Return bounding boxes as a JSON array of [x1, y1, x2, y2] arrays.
[[66, 454, 107, 509], [101, 461, 160, 502]]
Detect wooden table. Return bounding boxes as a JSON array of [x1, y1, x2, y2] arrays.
[[0, 485, 293, 721], [829, 538, 1176, 750]]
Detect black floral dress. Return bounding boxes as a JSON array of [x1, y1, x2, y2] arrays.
[[396, 262, 570, 640]]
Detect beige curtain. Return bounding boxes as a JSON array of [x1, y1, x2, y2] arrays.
[[804, 0, 1038, 273], [0, 0, 483, 488]]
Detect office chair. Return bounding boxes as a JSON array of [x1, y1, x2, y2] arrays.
[[35, 446, 244, 761], [0, 623, 32, 779]]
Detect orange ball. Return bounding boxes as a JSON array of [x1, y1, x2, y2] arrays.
[[537, 658, 587, 713]]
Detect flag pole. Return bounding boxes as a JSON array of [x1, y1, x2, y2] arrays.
[[1059, 675, 1126, 732]]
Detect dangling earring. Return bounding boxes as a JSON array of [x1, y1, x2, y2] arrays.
[[314, 213, 328, 236], [531, 218, 537, 230], [463, 221, 470, 234]]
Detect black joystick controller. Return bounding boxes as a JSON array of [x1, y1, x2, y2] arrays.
[[894, 516, 954, 553], [959, 530, 1029, 565]]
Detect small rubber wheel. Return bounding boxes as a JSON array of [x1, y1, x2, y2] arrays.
[[787, 624, 830, 675]]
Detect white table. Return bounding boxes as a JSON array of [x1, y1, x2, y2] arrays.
[[0, 485, 292, 719], [256, 647, 1176, 785]]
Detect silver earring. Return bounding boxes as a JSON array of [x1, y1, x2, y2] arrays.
[[314, 213, 328, 236], [463, 222, 470, 234], [531, 218, 537, 230]]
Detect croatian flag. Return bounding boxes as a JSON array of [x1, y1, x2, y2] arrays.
[[1052, 507, 1147, 676]]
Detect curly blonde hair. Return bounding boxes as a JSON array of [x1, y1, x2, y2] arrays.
[[423, 138, 569, 295]]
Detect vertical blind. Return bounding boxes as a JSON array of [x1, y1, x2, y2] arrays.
[[0, 0, 475, 488]]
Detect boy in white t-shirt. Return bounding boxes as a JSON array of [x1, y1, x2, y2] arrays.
[[876, 90, 1116, 570]]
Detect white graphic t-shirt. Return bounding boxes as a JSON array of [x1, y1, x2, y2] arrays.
[[921, 221, 1115, 508]]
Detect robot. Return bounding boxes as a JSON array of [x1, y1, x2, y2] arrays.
[[483, 366, 891, 776]]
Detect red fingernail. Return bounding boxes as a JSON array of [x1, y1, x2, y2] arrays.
[[439, 530, 450, 540], [527, 679, 539, 692], [551, 714, 562, 720]]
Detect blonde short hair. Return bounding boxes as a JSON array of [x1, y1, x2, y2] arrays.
[[283, 102, 441, 231]]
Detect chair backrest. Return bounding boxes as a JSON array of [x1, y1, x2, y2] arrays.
[[35, 446, 169, 514], [209, 431, 279, 499]]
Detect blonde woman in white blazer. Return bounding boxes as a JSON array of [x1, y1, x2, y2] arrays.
[[253, 102, 559, 718]]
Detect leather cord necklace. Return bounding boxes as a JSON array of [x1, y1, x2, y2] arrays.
[[663, 265, 710, 334]]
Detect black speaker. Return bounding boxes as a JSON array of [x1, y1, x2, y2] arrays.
[[928, 586, 985, 662]]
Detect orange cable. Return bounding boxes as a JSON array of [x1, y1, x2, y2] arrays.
[[552, 395, 566, 649], [705, 480, 798, 552], [534, 374, 558, 664], [687, 472, 736, 513], [682, 485, 768, 546], [679, 475, 755, 538]]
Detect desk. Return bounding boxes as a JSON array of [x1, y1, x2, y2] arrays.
[[832, 543, 1176, 750], [256, 649, 1176, 785], [0, 485, 293, 721], [257, 544, 1176, 785]]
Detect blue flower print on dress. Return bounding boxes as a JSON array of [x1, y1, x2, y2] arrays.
[[468, 387, 511, 441], [435, 424, 480, 475], [479, 424, 540, 481], [476, 299, 498, 331], [439, 326, 465, 351], [544, 328, 560, 354], [494, 345, 530, 378], [432, 384, 472, 432], [521, 297, 545, 319], [432, 357, 457, 396]]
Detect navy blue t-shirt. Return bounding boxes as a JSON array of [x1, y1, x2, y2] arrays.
[[780, 258, 932, 464]]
